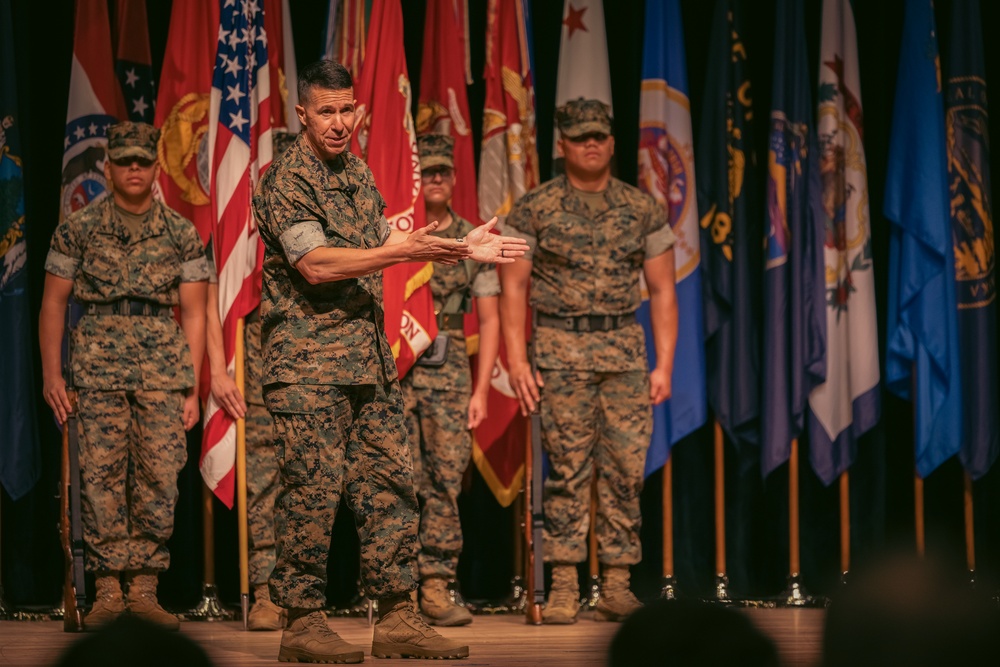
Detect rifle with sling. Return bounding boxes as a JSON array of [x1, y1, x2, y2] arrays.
[[59, 301, 85, 631], [524, 307, 544, 624]]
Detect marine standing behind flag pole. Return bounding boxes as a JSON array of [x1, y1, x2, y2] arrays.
[[884, 0, 962, 478]]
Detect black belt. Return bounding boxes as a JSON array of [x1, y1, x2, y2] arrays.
[[436, 312, 465, 330], [536, 312, 636, 332], [86, 300, 173, 317]]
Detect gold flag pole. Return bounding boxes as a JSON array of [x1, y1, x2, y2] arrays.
[[235, 318, 250, 630], [914, 471, 925, 558], [839, 471, 850, 585], [778, 439, 818, 606], [585, 478, 600, 610], [963, 471, 975, 585], [713, 420, 730, 602], [661, 457, 676, 599]]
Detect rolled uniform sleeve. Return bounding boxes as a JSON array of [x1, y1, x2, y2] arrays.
[[377, 214, 391, 246], [644, 207, 676, 259], [177, 221, 211, 282], [280, 221, 327, 264], [44, 219, 81, 280], [257, 175, 332, 265], [503, 204, 537, 261], [471, 265, 500, 298]]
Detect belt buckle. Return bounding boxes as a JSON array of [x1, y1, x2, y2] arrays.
[[602, 315, 612, 331], [129, 301, 146, 316]]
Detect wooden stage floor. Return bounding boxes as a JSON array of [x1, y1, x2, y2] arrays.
[[0, 608, 825, 666]]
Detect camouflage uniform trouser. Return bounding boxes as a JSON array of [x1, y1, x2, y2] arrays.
[[266, 381, 419, 609], [76, 389, 187, 573], [246, 403, 278, 587], [539, 370, 651, 566], [400, 378, 472, 581]]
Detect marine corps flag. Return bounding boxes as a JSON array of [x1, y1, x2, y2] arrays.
[[946, 0, 996, 479], [62, 0, 128, 221], [696, 0, 762, 448], [154, 0, 220, 243], [417, 0, 478, 226], [474, 0, 539, 506], [352, 0, 437, 378]]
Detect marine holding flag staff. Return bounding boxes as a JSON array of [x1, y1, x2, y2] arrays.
[[402, 134, 501, 628], [39, 121, 210, 632], [252, 60, 527, 663], [500, 98, 678, 625]]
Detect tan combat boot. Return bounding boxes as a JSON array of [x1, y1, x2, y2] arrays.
[[595, 565, 643, 621], [419, 578, 473, 627], [85, 572, 125, 631], [125, 571, 180, 631], [278, 610, 365, 664], [372, 592, 470, 659], [248, 583, 286, 631], [542, 564, 581, 625]]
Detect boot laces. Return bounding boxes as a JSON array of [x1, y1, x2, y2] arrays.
[[549, 587, 580, 609], [304, 611, 335, 637]]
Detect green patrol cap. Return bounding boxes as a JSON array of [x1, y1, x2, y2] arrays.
[[107, 121, 160, 161], [417, 133, 455, 170], [555, 97, 613, 138]]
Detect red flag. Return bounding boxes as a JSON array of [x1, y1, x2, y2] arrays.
[[112, 0, 155, 124], [154, 0, 219, 244], [198, 0, 273, 507], [417, 0, 478, 225], [61, 0, 128, 221], [473, 0, 539, 507], [351, 0, 436, 378]]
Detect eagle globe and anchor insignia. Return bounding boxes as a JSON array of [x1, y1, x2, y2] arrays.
[[158, 92, 212, 207]]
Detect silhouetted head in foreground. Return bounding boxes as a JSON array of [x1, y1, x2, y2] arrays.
[[51, 615, 214, 667], [822, 552, 1000, 667], [607, 599, 780, 667]]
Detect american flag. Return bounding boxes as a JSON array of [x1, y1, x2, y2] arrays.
[[199, 0, 272, 507]]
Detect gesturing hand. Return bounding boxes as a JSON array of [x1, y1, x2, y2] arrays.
[[464, 217, 530, 264], [403, 221, 472, 266]]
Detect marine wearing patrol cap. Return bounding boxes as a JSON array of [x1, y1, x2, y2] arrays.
[[554, 97, 613, 138], [107, 121, 160, 161], [417, 133, 455, 170]]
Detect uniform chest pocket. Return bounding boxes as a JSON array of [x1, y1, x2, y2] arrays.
[[600, 210, 646, 263], [81, 246, 123, 297], [136, 258, 181, 295], [537, 214, 593, 265]]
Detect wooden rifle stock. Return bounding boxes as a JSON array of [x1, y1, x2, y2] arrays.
[[524, 309, 544, 624], [60, 302, 85, 632]]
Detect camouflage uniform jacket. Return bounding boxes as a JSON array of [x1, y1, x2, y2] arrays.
[[253, 134, 395, 386], [409, 213, 500, 392], [44, 195, 209, 390], [505, 175, 676, 372]]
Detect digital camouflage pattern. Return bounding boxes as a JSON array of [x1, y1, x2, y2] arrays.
[[265, 381, 418, 607], [253, 133, 395, 387], [539, 370, 650, 565], [555, 97, 613, 138], [416, 133, 455, 170], [76, 389, 187, 572], [44, 195, 209, 390], [106, 121, 159, 161], [401, 214, 499, 580], [506, 174, 674, 567], [504, 175, 674, 372]]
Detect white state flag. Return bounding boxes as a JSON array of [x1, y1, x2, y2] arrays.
[[808, 0, 880, 484], [552, 0, 612, 160]]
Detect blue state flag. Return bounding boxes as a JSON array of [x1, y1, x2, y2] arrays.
[[761, 0, 827, 477], [884, 0, 962, 477], [946, 0, 997, 479], [638, 0, 707, 476], [696, 0, 762, 449], [0, 0, 41, 500]]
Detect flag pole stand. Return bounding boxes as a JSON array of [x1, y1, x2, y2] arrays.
[[963, 471, 976, 587], [712, 421, 732, 604], [584, 477, 601, 611], [660, 457, 677, 600], [235, 318, 250, 630], [184, 483, 234, 621], [777, 439, 823, 607], [839, 471, 850, 587]]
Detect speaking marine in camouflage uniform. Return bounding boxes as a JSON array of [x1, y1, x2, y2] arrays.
[[39, 121, 209, 632], [500, 98, 679, 624], [252, 60, 526, 664], [403, 134, 501, 627], [204, 131, 299, 632]]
